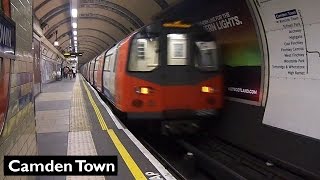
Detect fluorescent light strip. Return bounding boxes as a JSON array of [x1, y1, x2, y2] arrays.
[[71, 9, 78, 18], [72, 22, 77, 28]]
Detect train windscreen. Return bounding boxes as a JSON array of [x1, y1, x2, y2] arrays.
[[128, 37, 160, 72]]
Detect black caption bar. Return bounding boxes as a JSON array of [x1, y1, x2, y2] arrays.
[[4, 156, 117, 176]]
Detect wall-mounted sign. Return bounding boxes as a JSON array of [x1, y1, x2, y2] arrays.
[[64, 52, 83, 58], [0, 11, 15, 55]]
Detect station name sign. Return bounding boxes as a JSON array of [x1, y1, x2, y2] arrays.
[[4, 156, 118, 176], [0, 11, 15, 55], [64, 52, 83, 58]]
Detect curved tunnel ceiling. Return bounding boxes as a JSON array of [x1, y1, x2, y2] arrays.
[[34, 0, 179, 64]]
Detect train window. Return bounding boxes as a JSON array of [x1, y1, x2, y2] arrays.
[[94, 59, 99, 70], [113, 49, 118, 72], [167, 34, 188, 65], [104, 55, 111, 71], [194, 41, 219, 71], [109, 54, 115, 72], [128, 37, 159, 72]]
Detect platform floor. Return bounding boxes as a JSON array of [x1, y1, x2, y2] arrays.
[[35, 75, 175, 180]]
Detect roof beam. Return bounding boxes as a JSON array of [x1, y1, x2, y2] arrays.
[[44, 15, 128, 38], [153, 0, 169, 9], [40, 3, 70, 27], [80, 1, 144, 28]]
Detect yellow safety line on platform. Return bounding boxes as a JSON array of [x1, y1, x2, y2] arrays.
[[81, 79, 147, 180]]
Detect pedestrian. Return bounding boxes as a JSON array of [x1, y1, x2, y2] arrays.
[[68, 67, 73, 80], [72, 67, 76, 78], [63, 66, 68, 78]]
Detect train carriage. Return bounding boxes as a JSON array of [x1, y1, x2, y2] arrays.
[[83, 21, 223, 124], [89, 58, 97, 85]]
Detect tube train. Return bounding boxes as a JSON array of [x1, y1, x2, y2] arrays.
[[80, 21, 223, 125]]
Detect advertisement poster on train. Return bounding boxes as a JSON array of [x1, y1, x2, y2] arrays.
[[257, 0, 320, 140], [170, 0, 263, 103]]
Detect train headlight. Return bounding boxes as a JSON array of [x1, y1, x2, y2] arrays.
[[135, 87, 152, 95], [201, 86, 214, 93]]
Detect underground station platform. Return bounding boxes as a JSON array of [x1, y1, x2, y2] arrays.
[[35, 76, 175, 180]]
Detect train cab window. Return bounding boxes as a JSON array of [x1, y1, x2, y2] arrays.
[[194, 40, 219, 71], [128, 37, 159, 72], [167, 34, 188, 65]]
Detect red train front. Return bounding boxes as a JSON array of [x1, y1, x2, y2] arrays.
[[82, 21, 224, 123]]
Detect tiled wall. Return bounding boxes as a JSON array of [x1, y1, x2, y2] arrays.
[[0, 0, 37, 179]]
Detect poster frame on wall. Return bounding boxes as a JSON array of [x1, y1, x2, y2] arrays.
[[0, 9, 16, 136], [230, 0, 270, 107]]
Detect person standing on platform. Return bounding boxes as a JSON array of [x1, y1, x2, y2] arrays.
[[63, 66, 69, 79], [72, 67, 76, 78], [68, 67, 73, 80]]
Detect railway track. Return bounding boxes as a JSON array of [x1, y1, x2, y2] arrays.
[[140, 138, 188, 180], [95, 89, 308, 180], [139, 132, 308, 180], [139, 135, 212, 180]]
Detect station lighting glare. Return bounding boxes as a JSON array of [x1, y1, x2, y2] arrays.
[[72, 22, 77, 28], [71, 9, 78, 17], [74, 37, 77, 41], [73, 31, 77, 35], [54, 41, 59, 46]]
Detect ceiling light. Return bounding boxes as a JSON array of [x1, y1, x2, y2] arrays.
[[74, 36, 77, 41], [71, 9, 78, 18], [72, 22, 77, 28], [54, 41, 59, 46], [73, 30, 77, 35]]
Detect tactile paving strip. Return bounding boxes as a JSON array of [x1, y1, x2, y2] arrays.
[[69, 107, 91, 131], [69, 79, 91, 132], [67, 131, 105, 180], [67, 77, 105, 179]]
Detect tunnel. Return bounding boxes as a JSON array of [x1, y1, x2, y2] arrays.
[[0, 0, 319, 179]]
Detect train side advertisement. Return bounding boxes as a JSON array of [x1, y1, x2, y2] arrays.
[[256, 0, 320, 140], [179, 0, 263, 103]]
